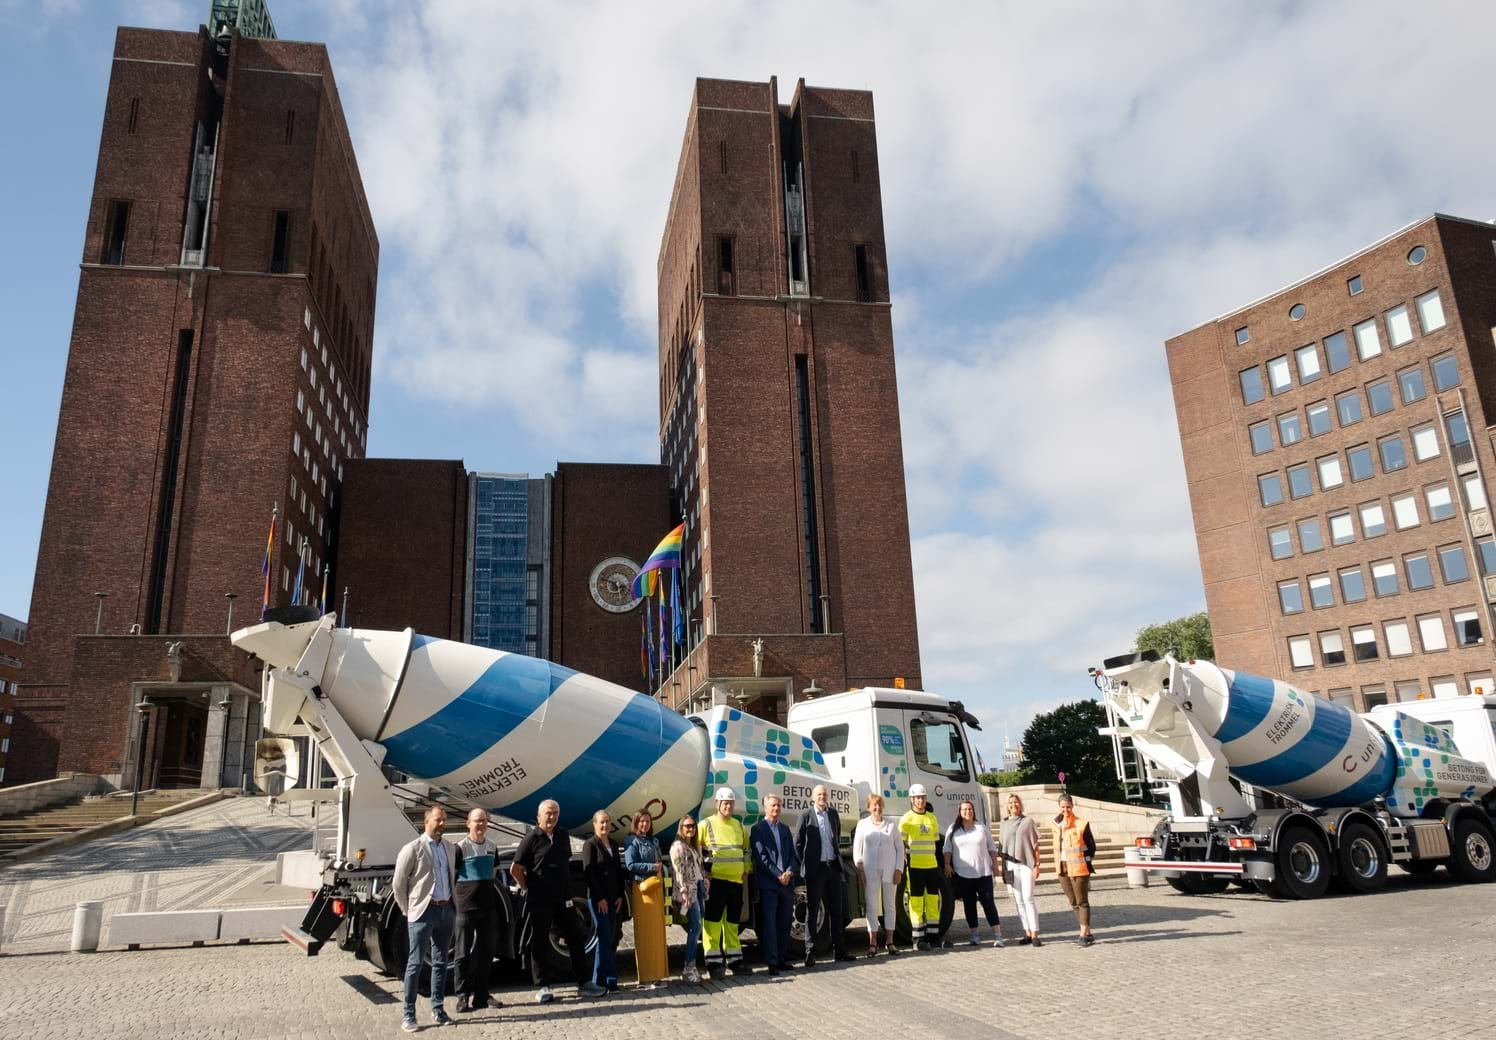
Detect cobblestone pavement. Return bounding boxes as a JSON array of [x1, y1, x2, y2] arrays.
[[1, 869, 1492, 1040], [0, 796, 312, 954]]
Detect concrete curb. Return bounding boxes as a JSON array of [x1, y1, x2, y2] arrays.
[[0, 790, 231, 866]]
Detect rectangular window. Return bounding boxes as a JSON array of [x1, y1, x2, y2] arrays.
[[1379, 434, 1407, 472], [1431, 675, 1459, 699], [1445, 411, 1473, 467], [1319, 630, 1346, 665], [1324, 331, 1351, 373], [719, 139, 728, 173], [1267, 355, 1292, 394], [1405, 551, 1435, 590], [1269, 526, 1294, 560], [1295, 343, 1322, 383], [1240, 367, 1265, 404], [1329, 687, 1355, 705], [1461, 474, 1487, 512], [1430, 353, 1460, 391], [1476, 535, 1496, 576], [1391, 493, 1420, 529], [1411, 424, 1440, 462], [1385, 304, 1413, 346], [128, 96, 140, 134], [1394, 680, 1421, 703], [1353, 318, 1382, 360], [1438, 543, 1470, 583], [1351, 625, 1379, 662], [282, 566, 290, 592], [717, 237, 735, 296], [854, 245, 872, 302], [1298, 517, 1324, 553], [1366, 379, 1394, 416], [1385, 620, 1413, 657], [1235, 327, 1250, 346], [1336, 389, 1363, 426], [1347, 275, 1364, 296], [1467, 672, 1494, 697], [1316, 455, 1343, 491], [1371, 559, 1398, 596], [1277, 412, 1303, 447], [1339, 566, 1367, 603], [1360, 501, 1387, 537], [285, 107, 296, 145], [300, 347, 308, 371], [1289, 463, 1314, 498], [1348, 444, 1374, 482], [270, 211, 290, 274], [1426, 483, 1454, 521], [1329, 511, 1355, 545], [1288, 635, 1314, 669], [1362, 685, 1389, 709], [1306, 400, 1332, 436], [1308, 573, 1334, 609], [1279, 580, 1305, 614], [1250, 421, 1274, 454], [101, 199, 131, 265], [1260, 473, 1284, 507], [292, 432, 301, 455], [1415, 290, 1446, 333], [1418, 613, 1448, 651], [1397, 365, 1427, 404], [1453, 608, 1482, 646]]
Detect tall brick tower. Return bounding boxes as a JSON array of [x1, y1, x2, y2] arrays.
[[655, 77, 922, 720], [10, 4, 376, 786]]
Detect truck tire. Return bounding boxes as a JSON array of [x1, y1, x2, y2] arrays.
[[1447, 817, 1496, 884], [1401, 860, 1439, 877], [1273, 824, 1331, 900], [1329, 821, 1388, 895], [537, 901, 599, 982], [1167, 873, 1231, 895]]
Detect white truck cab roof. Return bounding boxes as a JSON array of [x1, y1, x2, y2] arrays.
[[788, 687, 967, 720]]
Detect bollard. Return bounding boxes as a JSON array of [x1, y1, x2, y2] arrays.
[[1123, 845, 1150, 888], [71, 901, 104, 953]]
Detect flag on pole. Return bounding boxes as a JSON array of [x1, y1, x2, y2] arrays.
[[260, 504, 278, 619], [640, 608, 651, 684], [291, 538, 306, 605], [657, 578, 668, 675], [319, 565, 329, 616], [671, 569, 684, 646], [631, 522, 685, 599]]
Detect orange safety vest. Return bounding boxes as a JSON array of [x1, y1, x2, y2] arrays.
[[1055, 815, 1092, 878]]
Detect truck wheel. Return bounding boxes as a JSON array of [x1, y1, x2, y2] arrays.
[[1447, 817, 1496, 884], [1252, 878, 1287, 899], [1273, 824, 1330, 899], [369, 898, 408, 978], [538, 902, 598, 982], [1172, 873, 1231, 895], [1401, 860, 1439, 877], [933, 872, 955, 944], [1165, 877, 1192, 894], [1330, 822, 1387, 895]]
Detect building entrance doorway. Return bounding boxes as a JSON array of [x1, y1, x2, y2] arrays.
[[153, 696, 208, 788]]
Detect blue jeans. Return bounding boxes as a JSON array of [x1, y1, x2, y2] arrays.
[[683, 883, 704, 968], [404, 901, 455, 1021], [588, 902, 618, 988]]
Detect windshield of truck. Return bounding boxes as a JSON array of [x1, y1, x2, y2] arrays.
[[910, 717, 969, 781]]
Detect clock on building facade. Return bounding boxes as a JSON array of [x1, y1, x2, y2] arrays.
[[589, 556, 643, 613]]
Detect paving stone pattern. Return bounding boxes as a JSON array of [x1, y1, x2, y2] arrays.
[[0, 796, 312, 955]]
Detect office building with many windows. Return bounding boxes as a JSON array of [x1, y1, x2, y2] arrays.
[[466, 473, 548, 656], [1167, 214, 1496, 711]]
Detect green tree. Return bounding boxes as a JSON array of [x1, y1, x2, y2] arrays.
[[1135, 611, 1213, 661], [1017, 700, 1123, 802], [977, 768, 1027, 789]]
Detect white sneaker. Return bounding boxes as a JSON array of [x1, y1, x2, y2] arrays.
[[967, 934, 981, 946], [536, 986, 554, 1004], [992, 935, 1006, 948]]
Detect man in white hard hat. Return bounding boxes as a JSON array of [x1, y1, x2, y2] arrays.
[[700, 786, 752, 977], [898, 784, 943, 950]]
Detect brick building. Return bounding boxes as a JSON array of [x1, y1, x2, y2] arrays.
[[0, 614, 25, 785], [10, 15, 376, 787], [1167, 214, 1496, 710], [653, 77, 923, 720]]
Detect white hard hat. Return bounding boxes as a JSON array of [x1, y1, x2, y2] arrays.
[[714, 786, 737, 802], [908, 784, 927, 797]]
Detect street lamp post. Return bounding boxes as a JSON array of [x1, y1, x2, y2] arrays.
[[224, 592, 238, 634], [93, 592, 108, 634], [130, 702, 152, 816]]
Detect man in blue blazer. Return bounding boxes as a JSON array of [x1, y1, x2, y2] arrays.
[[794, 784, 852, 966], [750, 793, 799, 975]]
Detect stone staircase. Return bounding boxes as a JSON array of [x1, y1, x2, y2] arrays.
[[0, 790, 209, 858], [988, 823, 1130, 884]]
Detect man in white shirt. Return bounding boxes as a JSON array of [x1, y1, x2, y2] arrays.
[[393, 805, 459, 1032]]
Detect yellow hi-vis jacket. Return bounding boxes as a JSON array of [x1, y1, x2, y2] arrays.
[[701, 814, 750, 883], [899, 807, 940, 870]]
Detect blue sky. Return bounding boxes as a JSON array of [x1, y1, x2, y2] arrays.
[[4, 1, 1495, 764]]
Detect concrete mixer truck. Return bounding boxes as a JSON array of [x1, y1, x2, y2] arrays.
[[231, 614, 986, 976], [1096, 650, 1496, 899]]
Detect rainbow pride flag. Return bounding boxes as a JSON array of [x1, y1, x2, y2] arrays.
[[631, 522, 684, 599]]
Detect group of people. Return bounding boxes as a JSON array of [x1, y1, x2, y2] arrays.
[[390, 785, 1100, 1031]]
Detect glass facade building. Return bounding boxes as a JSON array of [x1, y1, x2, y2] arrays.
[[469, 475, 537, 654]]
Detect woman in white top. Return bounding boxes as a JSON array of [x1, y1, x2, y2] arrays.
[[943, 798, 1004, 947], [852, 792, 903, 956]]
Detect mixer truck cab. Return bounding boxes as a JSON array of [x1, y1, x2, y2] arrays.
[[1099, 651, 1496, 900], [785, 687, 988, 825]]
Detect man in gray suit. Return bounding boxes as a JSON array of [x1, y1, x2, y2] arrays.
[[393, 804, 460, 1032]]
